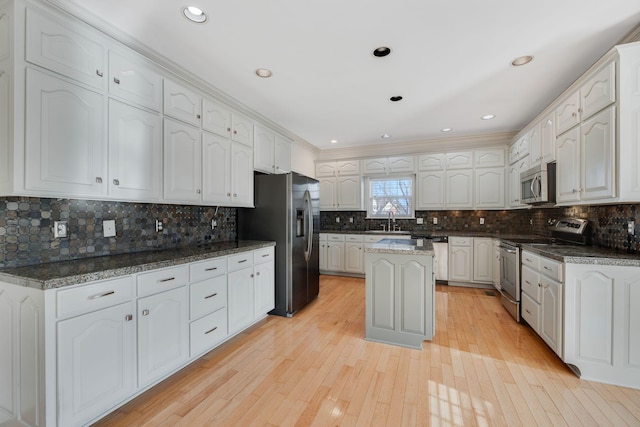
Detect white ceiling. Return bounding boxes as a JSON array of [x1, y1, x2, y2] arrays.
[[59, 0, 640, 151]]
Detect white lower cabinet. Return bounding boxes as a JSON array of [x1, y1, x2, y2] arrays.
[[344, 235, 365, 274], [448, 237, 492, 285], [0, 246, 275, 426], [472, 238, 493, 283], [492, 239, 501, 290], [319, 234, 328, 271]]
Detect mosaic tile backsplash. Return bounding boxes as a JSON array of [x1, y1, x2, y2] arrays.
[[321, 204, 640, 253], [0, 197, 236, 268]]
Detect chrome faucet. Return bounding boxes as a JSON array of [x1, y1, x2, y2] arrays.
[[388, 211, 395, 232]]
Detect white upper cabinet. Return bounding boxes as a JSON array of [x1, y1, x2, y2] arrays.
[[163, 78, 202, 127], [25, 68, 107, 196], [580, 61, 616, 120], [539, 112, 556, 165], [445, 170, 473, 208], [108, 50, 162, 112], [528, 123, 542, 167], [163, 118, 202, 203], [445, 152, 473, 169], [474, 148, 505, 168], [202, 98, 232, 137], [319, 176, 361, 210], [231, 113, 253, 146], [274, 134, 292, 174], [230, 142, 254, 206], [556, 126, 581, 204], [580, 106, 616, 201], [416, 171, 445, 209], [556, 91, 581, 135], [475, 168, 505, 209], [316, 160, 361, 177], [254, 124, 291, 174], [202, 132, 231, 203], [363, 156, 415, 174], [418, 153, 445, 171], [0, 64, 9, 189], [363, 158, 387, 174], [25, 7, 107, 90], [108, 99, 162, 201]]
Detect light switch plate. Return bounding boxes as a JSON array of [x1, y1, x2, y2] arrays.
[[336, 217, 340, 223], [628, 221, 635, 235], [480, 218, 485, 225], [416, 218, 424, 224], [433, 217, 438, 225], [103, 220, 116, 237]]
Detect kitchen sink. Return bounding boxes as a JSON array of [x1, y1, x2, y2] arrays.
[[365, 230, 409, 234]]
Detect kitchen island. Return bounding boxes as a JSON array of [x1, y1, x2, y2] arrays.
[[364, 238, 435, 349]]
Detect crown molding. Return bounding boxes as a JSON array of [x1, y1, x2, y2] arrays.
[[317, 132, 516, 161], [619, 22, 640, 44]]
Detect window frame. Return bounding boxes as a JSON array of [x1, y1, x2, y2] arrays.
[[365, 174, 416, 219]]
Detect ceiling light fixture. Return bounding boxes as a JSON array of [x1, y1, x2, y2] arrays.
[[389, 96, 403, 102], [183, 6, 207, 23], [511, 55, 534, 66], [441, 128, 453, 132], [255, 68, 272, 78], [330, 139, 338, 144], [381, 134, 391, 139], [373, 47, 391, 57], [481, 114, 495, 120]]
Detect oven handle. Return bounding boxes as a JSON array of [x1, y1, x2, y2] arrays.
[[499, 289, 518, 305], [501, 247, 517, 254]]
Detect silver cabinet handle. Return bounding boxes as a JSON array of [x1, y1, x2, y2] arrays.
[[142, 309, 150, 316], [96, 70, 103, 77], [125, 314, 133, 321], [196, 114, 201, 119], [205, 267, 218, 271], [113, 77, 120, 84], [525, 258, 532, 262], [158, 277, 175, 283], [227, 192, 231, 197], [238, 259, 248, 264], [95, 177, 103, 183], [543, 266, 552, 271], [262, 254, 269, 258], [233, 193, 238, 197], [525, 309, 531, 315], [204, 293, 218, 299], [226, 127, 231, 132], [89, 290, 115, 300], [205, 326, 218, 335], [113, 179, 119, 186]]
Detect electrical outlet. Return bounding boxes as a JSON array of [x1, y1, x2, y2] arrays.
[[416, 218, 424, 225], [433, 217, 438, 225], [530, 219, 534, 225], [212, 219, 217, 229], [155, 220, 163, 232], [480, 218, 485, 225], [53, 221, 68, 238], [349, 217, 353, 223], [628, 220, 635, 235], [103, 220, 116, 237], [336, 217, 340, 223]]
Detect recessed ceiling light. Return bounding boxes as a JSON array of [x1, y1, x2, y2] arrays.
[[330, 139, 338, 144], [390, 96, 403, 102], [511, 55, 534, 66], [255, 68, 272, 78], [481, 114, 496, 120], [381, 134, 391, 139], [183, 6, 207, 23], [373, 47, 391, 57], [441, 128, 453, 132]]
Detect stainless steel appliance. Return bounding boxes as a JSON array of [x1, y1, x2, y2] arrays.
[[238, 172, 320, 317], [499, 241, 520, 321], [521, 163, 556, 205]]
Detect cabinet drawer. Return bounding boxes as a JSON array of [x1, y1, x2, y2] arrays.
[[540, 257, 563, 282], [327, 234, 345, 242], [521, 251, 540, 269], [190, 308, 228, 357], [190, 257, 227, 283], [345, 234, 365, 242], [521, 292, 540, 332], [319, 233, 328, 242], [228, 252, 253, 272], [521, 266, 541, 303], [254, 247, 274, 264], [57, 276, 135, 319], [190, 275, 226, 320], [137, 265, 188, 297], [449, 236, 471, 246], [364, 235, 383, 244]]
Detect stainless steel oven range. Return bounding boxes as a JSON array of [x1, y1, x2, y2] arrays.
[[499, 241, 520, 321]]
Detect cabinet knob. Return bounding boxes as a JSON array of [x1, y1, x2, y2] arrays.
[[256, 272, 260, 276], [113, 77, 121, 84], [227, 192, 231, 197], [142, 309, 150, 316], [571, 112, 576, 117], [96, 69, 103, 77], [196, 114, 201, 119], [113, 179, 120, 186], [196, 189, 201, 194], [251, 273, 254, 278], [125, 314, 133, 321], [233, 193, 237, 197], [227, 127, 231, 132], [95, 177, 103, 183], [233, 130, 237, 134]]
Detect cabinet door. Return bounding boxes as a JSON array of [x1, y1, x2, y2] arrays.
[[253, 124, 275, 173], [474, 149, 505, 168], [0, 65, 11, 187], [474, 168, 504, 209], [345, 242, 364, 274], [202, 132, 231, 204], [326, 242, 345, 272], [540, 277, 562, 356], [581, 106, 615, 201], [336, 160, 360, 176], [231, 142, 254, 206], [528, 124, 542, 167], [473, 238, 493, 283], [492, 244, 501, 289], [202, 98, 232, 137], [445, 152, 473, 169], [231, 113, 253, 146], [580, 61, 615, 120], [449, 245, 472, 282], [540, 112, 556, 164], [26, 7, 107, 90], [109, 50, 162, 111], [416, 171, 445, 209], [57, 302, 136, 427], [319, 178, 337, 210], [556, 91, 580, 135], [508, 165, 520, 207], [367, 256, 395, 331], [399, 259, 427, 335], [228, 268, 254, 334], [418, 153, 444, 171], [316, 161, 337, 177], [274, 135, 291, 174], [108, 99, 162, 200], [163, 119, 202, 202], [517, 134, 530, 159], [254, 261, 275, 317], [163, 79, 202, 126], [319, 240, 328, 270], [445, 170, 473, 208], [137, 287, 189, 388], [509, 143, 519, 165], [336, 176, 361, 210], [387, 156, 415, 173], [25, 68, 106, 196], [556, 126, 581, 203], [363, 158, 387, 174]]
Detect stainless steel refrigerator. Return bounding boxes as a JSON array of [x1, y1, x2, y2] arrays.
[[238, 172, 320, 317]]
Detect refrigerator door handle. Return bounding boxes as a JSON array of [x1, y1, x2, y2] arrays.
[[304, 189, 313, 262]]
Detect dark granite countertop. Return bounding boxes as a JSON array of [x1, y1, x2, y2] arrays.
[[519, 244, 640, 267], [0, 240, 275, 290]]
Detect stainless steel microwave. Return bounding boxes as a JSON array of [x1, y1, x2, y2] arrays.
[[520, 163, 556, 205]]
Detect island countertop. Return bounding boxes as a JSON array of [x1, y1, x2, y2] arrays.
[[365, 238, 434, 256]]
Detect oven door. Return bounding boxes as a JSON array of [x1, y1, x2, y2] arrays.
[[499, 244, 520, 321]]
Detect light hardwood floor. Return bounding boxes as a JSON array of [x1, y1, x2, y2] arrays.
[[94, 275, 640, 426]]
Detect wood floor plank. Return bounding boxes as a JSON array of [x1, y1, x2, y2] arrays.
[[93, 278, 640, 427]]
